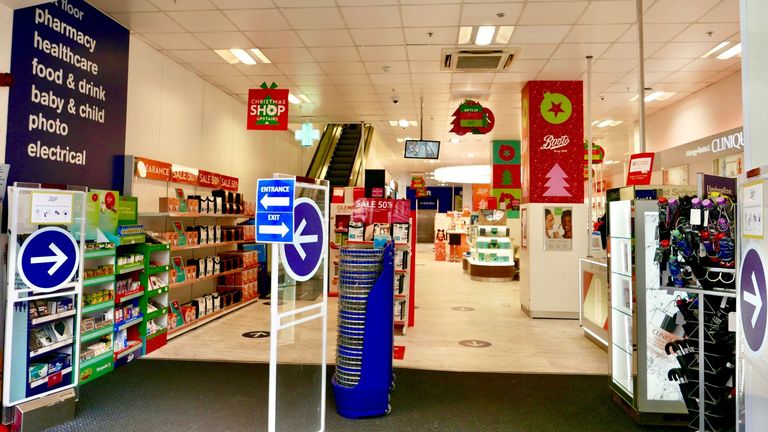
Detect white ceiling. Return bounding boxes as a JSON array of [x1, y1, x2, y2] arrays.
[[87, 0, 742, 178]]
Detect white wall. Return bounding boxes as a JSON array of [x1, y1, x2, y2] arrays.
[[0, 3, 12, 162], [645, 72, 742, 153], [125, 36, 311, 211]]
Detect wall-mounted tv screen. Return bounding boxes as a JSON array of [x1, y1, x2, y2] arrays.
[[404, 140, 440, 160]]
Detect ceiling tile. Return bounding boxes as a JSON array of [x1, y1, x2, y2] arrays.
[[273, 0, 336, 6], [407, 45, 451, 61], [320, 61, 367, 74], [364, 61, 410, 74], [579, 1, 636, 24], [509, 59, 547, 73], [337, 0, 398, 5], [167, 49, 228, 64], [149, 0, 215, 10], [276, 62, 326, 75], [601, 42, 663, 59], [411, 73, 453, 84], [409, 61, 441, 73], [142, 33, 208, 49], [618, 24, 688, 43], [518, 1, 588, 25], [509, 26, 572, 44], [580, 71, 626, 83], [643, 58, 692, 72], [514, 44, 558, 60], [223, 9, 291, 31], [643, 0, 720, 24], [699, 0, 739, 23], [551, 43, 610, 59], [283, 8, 346, 30], [680, 58, 740, 72], [245, 31, 305, 48], [110, 12, 185, 33], [310, 47, 360, 62], [298, 30, 354, 47], [591, 59, 637, 73], [341, 6, 402, 28], [663, 70, 718, 83], [401, 5, 461, 27], [459, 3, 523, 26], [192, 64, 244, 76], [350, 29, 405, 46], [206, 75, 252, 86], [167, 10, 237, 32], [672, 23, 741, 42], [359, 46, 407, 61], [451, 73, 495, 84], [369, 73, 411, 85], [404, 27, 458, 45], [652, 42, 718, 59], [336, 85, 377, 95], [290, 75, 332, 86], [565, 24, 630, 43], [210, 0, 275, 8], [411, 83, 451, 92], [235, 64, 284, 76], [328, 74, 372, 85], [492, 72, 539, 82], [261, 48, 315, 63], [194, 32, 253, 49], [87, 0, 158, 12]]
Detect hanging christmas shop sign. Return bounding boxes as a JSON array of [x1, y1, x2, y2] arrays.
[[450, 100, 495, 135], [247, 82, 289, 131], [583, 141, 604, 179]]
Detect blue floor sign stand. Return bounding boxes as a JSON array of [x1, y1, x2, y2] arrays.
[[17, 226, 80, 292]]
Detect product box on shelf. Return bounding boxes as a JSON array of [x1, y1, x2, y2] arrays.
[[392, 223, 410, 243]]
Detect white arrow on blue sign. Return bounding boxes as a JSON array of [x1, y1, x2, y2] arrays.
[[17, 226, 80, 292], [741, 247, 768, 354], [280, 197, 325, 282], [256, 178, 295, 243]]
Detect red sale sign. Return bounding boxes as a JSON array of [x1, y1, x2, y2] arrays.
[[247, 82, 289, 131], [521, 81, 584, 204], [352, 199, 410, 224], [626, 152, 655, 185]]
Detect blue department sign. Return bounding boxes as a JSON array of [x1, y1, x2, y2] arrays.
[[18, 226, 80, 292], [256, 178, 295, 243]]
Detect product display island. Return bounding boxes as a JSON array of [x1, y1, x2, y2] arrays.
[[464, 211, 516, 282]]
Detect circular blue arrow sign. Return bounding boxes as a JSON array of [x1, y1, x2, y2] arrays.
[[17, 227, 80, 292], [741, 248, 768, 354], [280, 198, 325, 282]]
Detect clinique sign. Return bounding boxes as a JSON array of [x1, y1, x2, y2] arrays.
[[684, 128, 744, 158]]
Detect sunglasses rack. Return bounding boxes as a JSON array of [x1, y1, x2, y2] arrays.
[[332, 243, 395, 419], [656, 193, 737, 432]]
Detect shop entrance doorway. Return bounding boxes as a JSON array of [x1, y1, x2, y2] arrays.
[[416, 209, 437, 243]]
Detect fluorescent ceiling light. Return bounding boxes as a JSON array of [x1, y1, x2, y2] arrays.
[[250, 48, 271, 64], [450, 137, 460, 144], [468, 153, 475, 158], [591, 120, 600, 126], [398, 119, 410, 128], [701, 41, 730, 59], [298, 94, 311, 103], [409, 121, 418, 127], [475, 26, 495, 46], [604, 160, 620, 166], [597, 120, 614, 128], [716, 43, 741, 60], [288, 93, 301, 104], [458, 26, 472, 44], [389, 120, 398, 127], [495, 26, 515, 44], [628, 94, 639, 102], [645, 91, 663, 102], [610, 120, 623, 127], [434, 165, 490, 184], [230, 48, 256, 65], [214, 49, 239, 64], [397, 138, 404, 143]]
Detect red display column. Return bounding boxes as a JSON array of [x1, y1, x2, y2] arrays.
[[521, 81, 584, 204]]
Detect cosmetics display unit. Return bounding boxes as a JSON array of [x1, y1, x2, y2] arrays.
[[465, 210, 516, 282], [579, 257, 609, 350], [333, 244, 395, 419]]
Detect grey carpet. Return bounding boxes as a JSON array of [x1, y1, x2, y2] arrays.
[[46, 360, 683, 432]]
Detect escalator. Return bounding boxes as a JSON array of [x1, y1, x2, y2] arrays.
[[306, 123, 374, 187]]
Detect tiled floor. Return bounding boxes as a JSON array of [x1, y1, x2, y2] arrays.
[[148, 244, 608, 374]]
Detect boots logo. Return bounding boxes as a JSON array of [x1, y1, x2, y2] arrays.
[[541, 135, 570, 150]]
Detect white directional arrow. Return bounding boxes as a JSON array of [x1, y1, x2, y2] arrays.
[[258, 223, 289, 237], [30, 243, 68, 275], [745, 273, 764, 327], [293, 219, 318, 260], [260, 194, 289, 209]]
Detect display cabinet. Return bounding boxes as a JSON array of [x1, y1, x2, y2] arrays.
[[465, 210, 515, 281]]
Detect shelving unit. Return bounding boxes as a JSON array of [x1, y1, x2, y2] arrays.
[[465, 224, 516, 281], [79, 245, 116, 385], [140, 243, 171, 354]]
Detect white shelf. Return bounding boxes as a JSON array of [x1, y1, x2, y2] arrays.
[[467, 257, 515, 267], [474, 248, 513, 254], [29, 338, 74, 358], [475, 236, 511, 241], [31, 309, 76, 326], [29, 366, 73, 389]]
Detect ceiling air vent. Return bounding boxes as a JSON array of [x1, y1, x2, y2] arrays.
[[441, 48, 516, 72]]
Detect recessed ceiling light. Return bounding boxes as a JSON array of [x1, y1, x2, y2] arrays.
[[434, 165, 490, 184], [701, 41, 730, 59], [450, 137, 460, 144], [397, 138, 404, 143], [250, 48, 271, 64], [468, 153, 475, 158], [475, 26, 495, 46], [288, 93, 301, 104], [230, 48, 256, 65], [495, 26, 515, 44], [628, 94, 639, 102], [409, 121, 418, 127], [214, 49, 239, 64], [389, 120, 399, 127], [716, 43, 741, 60], [597, 120, 614, 128], [398, 119, 410, 128], [591, 120, 601, 126], [298, 94, 311, 103], [458, 26, 473, 44]]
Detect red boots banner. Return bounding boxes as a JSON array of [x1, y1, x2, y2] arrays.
[[521, 81, 584, 204]]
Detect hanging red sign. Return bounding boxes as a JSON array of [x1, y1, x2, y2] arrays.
[[198, 170, 221, 189], [220, 175, 239, 192], [171, 163, 199, 186], [135, 157, 171, 181], [247, 82, 289, 131], [626, 152, 655, 186], [583, 140, 604, 164], [450, 100, 494, 135]]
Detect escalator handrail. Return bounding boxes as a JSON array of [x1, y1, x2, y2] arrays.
[[349, 124, 374, 186], [305, 124, 344, 179]]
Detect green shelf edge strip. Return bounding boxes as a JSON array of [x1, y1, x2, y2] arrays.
[[80, 351, 114, 369], [81, 301, 114, 314], [83, 275, 115, 287], [145, 308, 167, 321], [84, 248, 116, 259], [146, 287, 168, 297], [117, 262, 145, 274], [147, 265, 169, 275], [145, 243, 170, 252], [146, 328, 168, 340], [81, 326, 113, 343]]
